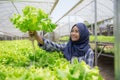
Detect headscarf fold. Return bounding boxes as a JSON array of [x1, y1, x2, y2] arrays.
[[63, 23, 90, 60]]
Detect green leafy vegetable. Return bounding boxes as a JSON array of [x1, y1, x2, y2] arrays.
[[10, 6, 56, 32]]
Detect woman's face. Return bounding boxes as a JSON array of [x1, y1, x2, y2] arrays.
[[70, 26, 80, 41]]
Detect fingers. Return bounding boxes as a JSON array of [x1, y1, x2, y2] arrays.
[[29, 31, 34, 35], [28, 31, 34, 37], [33, 31, 37, 35], [29, 31, 37, 34], [28, 31, 38, 38]]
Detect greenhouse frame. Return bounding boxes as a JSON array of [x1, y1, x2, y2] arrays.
[[0, 0, 120, 80]]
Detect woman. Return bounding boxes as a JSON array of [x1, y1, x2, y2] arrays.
[[29, 23, 94, 67]]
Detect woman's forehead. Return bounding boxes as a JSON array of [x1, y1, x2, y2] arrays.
[[72, 25, 78, 29], [72, 25, 80, 31]]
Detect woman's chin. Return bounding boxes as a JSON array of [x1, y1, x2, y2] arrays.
[[71, 39, 78, 42]]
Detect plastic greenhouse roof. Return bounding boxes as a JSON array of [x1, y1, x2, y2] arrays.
[[0, 0, 58, 37], [0, 0, 114, 37], [56, 0, 113, 24]]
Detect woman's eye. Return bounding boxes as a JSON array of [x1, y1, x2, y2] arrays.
[[71, 30, 73, 32], [71, 30, 79, 33]]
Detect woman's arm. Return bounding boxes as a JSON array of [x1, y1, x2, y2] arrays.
[[38, 38, 66, 52], [29, 31, 66, 52]]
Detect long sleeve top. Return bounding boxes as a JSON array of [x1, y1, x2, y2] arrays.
[[38, 38, 94, 67]]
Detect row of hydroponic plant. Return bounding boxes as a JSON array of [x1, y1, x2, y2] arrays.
[[0, 40, 104, 80], [59, 35, 114, 43]]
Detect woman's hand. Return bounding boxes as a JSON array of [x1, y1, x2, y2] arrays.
[[29, 31, 37, 38], [28, 31, 44, 45]]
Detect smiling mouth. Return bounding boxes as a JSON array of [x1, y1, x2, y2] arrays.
[[71, 37, 77, 40], [71, 36, 77, 38]]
